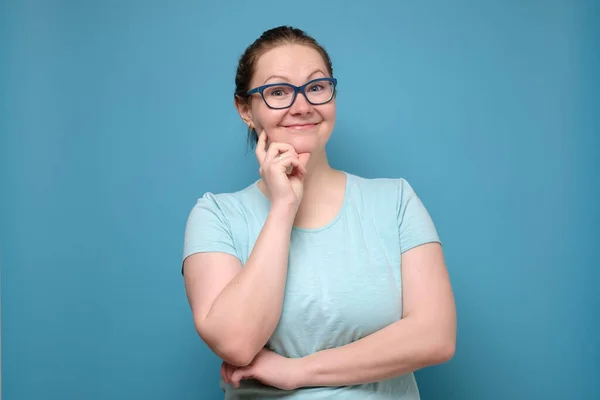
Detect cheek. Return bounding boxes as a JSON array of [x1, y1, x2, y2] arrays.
[[255, 107, 285, 130], [320, 103, 337, 123]]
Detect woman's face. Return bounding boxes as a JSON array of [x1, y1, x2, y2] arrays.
[[239, 44, 337, 155]]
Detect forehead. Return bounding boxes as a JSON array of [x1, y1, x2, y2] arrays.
[[252, 44, 328, 86]]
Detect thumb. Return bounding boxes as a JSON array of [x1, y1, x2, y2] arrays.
[[231, 367, 253, 389]]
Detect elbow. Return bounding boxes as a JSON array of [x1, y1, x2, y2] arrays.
[[215, 342, 256, 367], [194, 319, 257, 367], [428, 335, 456, 365], [436, 340, 456, 364], [419, 313, 456, 365]]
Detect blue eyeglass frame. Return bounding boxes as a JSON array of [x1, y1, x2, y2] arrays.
[[246, 77, 338, 110]]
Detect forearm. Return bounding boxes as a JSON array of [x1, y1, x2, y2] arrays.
[[204, 204, 296, 364], [297, 316, 456, 387]]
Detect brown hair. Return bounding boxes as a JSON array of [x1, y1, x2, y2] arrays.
[[234, 26, 334, 146]]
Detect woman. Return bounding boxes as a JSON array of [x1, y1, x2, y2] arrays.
[[182, 26, 456, 399]]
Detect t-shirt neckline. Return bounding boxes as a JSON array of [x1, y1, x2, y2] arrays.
[[252, 171, 351, 234]]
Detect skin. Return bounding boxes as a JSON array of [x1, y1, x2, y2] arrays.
[[237, 44, 336, 159], [185, 43, 457, 391], [236, 43, 346, 229], [183, 44, 343, 370]]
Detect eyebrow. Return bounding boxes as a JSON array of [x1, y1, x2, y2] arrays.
[[262, 69, 327, 84]]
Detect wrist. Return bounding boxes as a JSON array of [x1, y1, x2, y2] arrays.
[[293, 356, 314, 389], [269, 202, 298, 223]]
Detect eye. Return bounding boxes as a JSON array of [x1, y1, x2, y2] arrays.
[[307, 82, 327, 92], [264, 85, 293, 97]]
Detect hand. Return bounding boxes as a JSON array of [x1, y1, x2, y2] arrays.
[[221, 348, 304, 391], [255, 131, 311, 209]]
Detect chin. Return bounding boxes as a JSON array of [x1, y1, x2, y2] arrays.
[[291, 134, 328, 154], [278, 124, 332, 153]]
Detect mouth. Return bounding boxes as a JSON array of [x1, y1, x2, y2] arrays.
[[282, 122, 320, 130]]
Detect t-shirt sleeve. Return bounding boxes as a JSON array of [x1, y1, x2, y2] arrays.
[[396, 178, 441, 253], [182, 193, 240, 267]]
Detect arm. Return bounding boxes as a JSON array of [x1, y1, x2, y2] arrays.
[[296, 242, 456, 387], [184, 203, 296, 367]]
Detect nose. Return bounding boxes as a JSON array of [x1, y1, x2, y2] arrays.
[[289, 91, 313, 115]]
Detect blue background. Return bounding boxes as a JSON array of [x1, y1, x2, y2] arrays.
[[1, 1, 598, 399]]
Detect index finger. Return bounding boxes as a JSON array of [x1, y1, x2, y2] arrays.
[[254, 131, 267, 164]]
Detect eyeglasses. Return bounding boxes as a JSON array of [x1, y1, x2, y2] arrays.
[[246, 77, 337, 110]]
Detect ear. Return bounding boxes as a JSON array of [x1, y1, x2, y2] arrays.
[[234, 96, 254, 130]]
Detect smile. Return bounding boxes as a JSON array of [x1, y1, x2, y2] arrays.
[[283, 123, 319, 130]]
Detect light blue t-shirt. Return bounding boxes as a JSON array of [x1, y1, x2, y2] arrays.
[[183, 172, 441, 399]]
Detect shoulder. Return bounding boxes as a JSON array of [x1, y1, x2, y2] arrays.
[[186, 181, 264, 226], [345, 172, 438, 240], [191, 181, 261, 212], [345, 172, 417, 206], [182, 184, 260, 264], [347, 173, 442, 250]]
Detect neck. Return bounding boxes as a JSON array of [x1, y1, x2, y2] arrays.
[[296, 150, 343, 211], [257, 150, 343, 215]]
